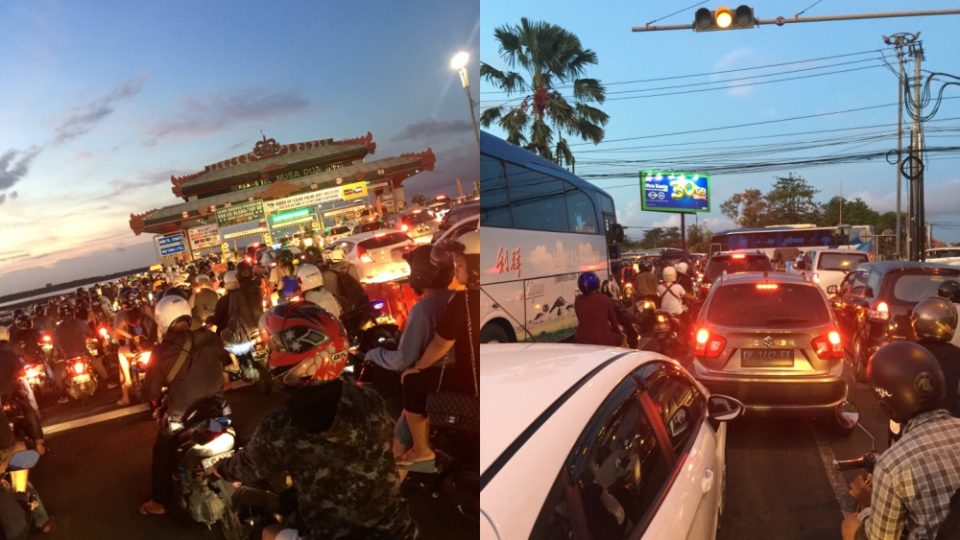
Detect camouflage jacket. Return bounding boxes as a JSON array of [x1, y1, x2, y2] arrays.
[[217, 380, 416, 539]]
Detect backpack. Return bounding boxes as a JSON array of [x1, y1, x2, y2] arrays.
[[936, 487, 960, 540], [324, 267, 368, 314]]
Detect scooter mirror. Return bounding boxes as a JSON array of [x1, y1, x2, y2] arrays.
[[707, 394, 745, 422], [8, 450, 39, 470], [835, 400, 860, 430]]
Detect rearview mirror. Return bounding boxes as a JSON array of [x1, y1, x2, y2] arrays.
[[707, 394, 745, 422], [834, 400, 860, 430], [826, 285, 838, 295]]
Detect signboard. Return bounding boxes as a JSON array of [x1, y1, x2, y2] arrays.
[[263, 187, 340, 214], [340, 181, 368, 201], [155, 232, 186, 257], [187, 224, 221, 251], [216, 200, 264, 227], [639, 170, 711, 213], [269, 207, 315, 225]]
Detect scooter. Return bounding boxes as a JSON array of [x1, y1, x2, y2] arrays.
[[221, 320, 273, 394], [348, 324, 401, 418], [63, 354, 98, 405], [127, 347, 153, 404]]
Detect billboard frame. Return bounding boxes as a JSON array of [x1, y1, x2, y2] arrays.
[[639, 169, 712, 214]]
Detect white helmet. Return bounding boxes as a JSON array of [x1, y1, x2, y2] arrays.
[[676, 262, 689, 275], [223, 271, 239, 290], [297, 264, 324, 291], [327, 245, 346, 263], [662, 266, 677, 283], [155, 295, 192, 333], [0, 326, 9, 342]]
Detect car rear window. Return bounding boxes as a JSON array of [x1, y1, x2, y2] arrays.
[[358, 232, 410, 250], [891, 272, 960, 302], [355, 222, 383, 233], [327, 226, 350, 236], [707, 283, 830, 327], [705, 256, 772, 282], [403, 212, 435, 225], [818, 252, 868, 271]]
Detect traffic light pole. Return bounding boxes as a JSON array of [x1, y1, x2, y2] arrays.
[[631, 8, 960, 32]]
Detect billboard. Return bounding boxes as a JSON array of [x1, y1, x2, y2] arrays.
[[640, 170, 711, 213], [155, 232, 186, 257]]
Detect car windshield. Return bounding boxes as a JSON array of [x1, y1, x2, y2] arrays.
[[707, 283, 830, 327], [355, 222, 382, 233], [403, 212, 435, 225], [818, 253, 868, 271], [358, 233, 409, 250], [705, 256, 772, 282], [892, 272, 960, 302]]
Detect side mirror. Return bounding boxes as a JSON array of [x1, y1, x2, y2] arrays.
[[826, 285, 838, 295], [8, 450, 39, 471], [834, 400, 860, 430], [707, 394, 745, 422]]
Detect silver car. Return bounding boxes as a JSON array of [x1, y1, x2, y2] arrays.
[[687, 272, 856, 434]]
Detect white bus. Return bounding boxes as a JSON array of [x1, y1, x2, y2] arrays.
[[480, 132, 618, 343], [709, 224, 875, 259]]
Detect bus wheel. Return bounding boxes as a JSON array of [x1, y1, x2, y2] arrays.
[[480, 323, 511, 344]]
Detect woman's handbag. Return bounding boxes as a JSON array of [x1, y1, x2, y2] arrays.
[[426, 293, 479, 434]]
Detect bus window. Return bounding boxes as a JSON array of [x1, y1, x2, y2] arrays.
[[506, 164, 569, 232], [480, 155, 511, 227], [566, 190, 598, 233]]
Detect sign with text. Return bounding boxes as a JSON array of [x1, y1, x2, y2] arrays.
[[187, 224, 221, 251], [216, 200, 264, 227], [155, 232, 186, 257], [269, 207, 314, 225], [263, 187, 340, 214], [640, 170, 711, 213], [339, 181, 368, 201]]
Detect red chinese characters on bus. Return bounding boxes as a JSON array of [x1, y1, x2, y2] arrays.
[[495, 245, 522, 278]]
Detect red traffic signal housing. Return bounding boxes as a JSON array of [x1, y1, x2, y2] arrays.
[[694, 5, 756, 32]]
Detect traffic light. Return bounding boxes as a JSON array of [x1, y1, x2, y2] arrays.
[[694, 5, 756, 32]]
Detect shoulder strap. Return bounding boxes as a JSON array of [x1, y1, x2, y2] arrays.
[[166, 334, 193, 384]]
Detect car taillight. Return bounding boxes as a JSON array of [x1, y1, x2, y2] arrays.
[[755, 283, 778, 290], [400, 224, 409, 232], [73, 361, 86, 375], [357, 245, 373, 264], [98, 327, 109, 338], [693, 328, 726, 358], [868, 301, 889, 321], [731, 254, 746, 260], [812, 330, 844, 359], [41, 334, 51, 343]]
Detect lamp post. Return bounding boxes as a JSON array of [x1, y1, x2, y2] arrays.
[[450, 51, 480, 148]]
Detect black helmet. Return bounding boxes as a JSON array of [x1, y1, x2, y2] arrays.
[[868, 341, 946, 423], [404, 245, 454, 295], [938, 280, 960, 304], [277, 250, 295, 266], [119, 287, 141, 310], [14, 312, 32, 330], [639, 258, 654, 272], [33, 304, 47, 318], [236, 261, 254, 282], [911, 297, 958, 342], [58, 302, 75, 318]]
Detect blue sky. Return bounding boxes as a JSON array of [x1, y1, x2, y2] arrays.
[[0, 0, 479, 295], [480, 1, 960, 243]]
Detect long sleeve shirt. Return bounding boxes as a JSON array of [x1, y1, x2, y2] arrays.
[[365, 290, 452, 371]]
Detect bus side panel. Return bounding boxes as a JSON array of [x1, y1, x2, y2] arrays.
[[481, 281, 527, 341]]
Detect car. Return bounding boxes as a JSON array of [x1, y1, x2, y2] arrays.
[[439, 200, 479, 231], [351, 219, 385, 235], [481, 344, 743, 540], [434, 214, 478, 245], [322, 225, 352, 246], [700, 251, 773, 296], [427, 194, 454, 218], [925, 247, 960, 266], [688, 272, 857, 433], [791, 248, 870, 294], [397, 208, 439, 245], [828, 261, 960, 380], [331, 230, 415, 284]]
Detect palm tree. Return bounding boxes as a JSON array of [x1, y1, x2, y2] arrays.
[[481, 18, 608, 167]]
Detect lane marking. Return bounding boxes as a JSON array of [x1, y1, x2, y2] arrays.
[[44, 404, 150, 435], [811, 424, 855, 515]]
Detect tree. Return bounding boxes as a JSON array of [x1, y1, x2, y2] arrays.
[[720, 188, 768, 227], [638, 227, 681, 249], [686, 223, 712, 253], [481, 18, 609, 167], [766, 173, 821, 224], [820, 196, 879, 227]]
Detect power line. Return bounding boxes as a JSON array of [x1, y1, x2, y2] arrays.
[[645, 0, 709, 26]]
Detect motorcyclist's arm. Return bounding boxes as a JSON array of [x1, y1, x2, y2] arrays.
[[367, 304, 428, 371], [862, 465, 906, 540], [216, 414, 284, 485]]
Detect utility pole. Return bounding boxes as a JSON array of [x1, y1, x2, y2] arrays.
[[908, 40, 925, 261], [884, 32, 917, 260]]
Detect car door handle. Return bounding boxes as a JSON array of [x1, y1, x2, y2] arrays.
[[701, 468, 715, 494]]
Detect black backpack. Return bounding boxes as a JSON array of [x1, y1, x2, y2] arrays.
[[324, 267, 368, 314], [936, 487, 960, 540]]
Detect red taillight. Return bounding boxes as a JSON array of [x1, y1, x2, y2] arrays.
[[731, 253, 746, 260], [140, 351, 151, 366], [98, 327, 109, 338], [41, 334, 51, 343], [358, 245, 373, 264], [693, 328, 726, 358], [755, 283, 778, 290], [73, 361, 86, 375], [868, 301, 889, 321], [400, 224, 409, 232], [812, 330, 844, 360]]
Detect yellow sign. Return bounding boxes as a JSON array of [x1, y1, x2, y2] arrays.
[[340, 181, 368, 201]]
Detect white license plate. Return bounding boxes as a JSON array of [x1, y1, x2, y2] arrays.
[[72, 373, 92, 384], [201, 450, 234, 471]]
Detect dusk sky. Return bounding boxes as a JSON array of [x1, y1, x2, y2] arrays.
[[0, 0, 479, 296], [481, 1, 960, 243]]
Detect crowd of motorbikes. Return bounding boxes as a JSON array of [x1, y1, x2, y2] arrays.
[[0, 243, 479, 539]]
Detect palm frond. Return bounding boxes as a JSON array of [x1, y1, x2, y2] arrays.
[[480, 63, 528, 94], [572, 78, 606, 104], [479, 106, 503, 128]]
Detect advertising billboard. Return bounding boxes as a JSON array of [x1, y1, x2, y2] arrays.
[[639, 170, 711, 213]]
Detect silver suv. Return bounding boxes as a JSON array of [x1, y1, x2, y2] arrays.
[[688, 272, 856, 432]]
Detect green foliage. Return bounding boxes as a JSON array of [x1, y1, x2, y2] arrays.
[[720, 188, 768, 227], [766, 173, 821, 224]]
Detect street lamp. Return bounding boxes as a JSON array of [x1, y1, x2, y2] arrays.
[[450, 51, 480, 147]]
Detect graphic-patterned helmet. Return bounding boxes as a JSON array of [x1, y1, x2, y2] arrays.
[[258, 302, 349, 387]]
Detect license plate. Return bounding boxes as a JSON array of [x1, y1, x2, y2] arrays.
[[741, 349, 794, 367], [72, 373, 92, 384], [253, 349, 269, 363], [201, 450, 234, 471]]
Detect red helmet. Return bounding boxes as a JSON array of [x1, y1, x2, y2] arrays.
[[258, 302, 349, 386]]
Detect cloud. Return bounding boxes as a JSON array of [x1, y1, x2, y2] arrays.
[[402, 142, 478, 197], [712, 48, 757, 97], [0, 250, 29, 263], [145, 89, 310, 144], [391, 119, 473, 142], [0, 147, 41, 191], [53, 75, 148, 144], [8, 191, 17, 201], [106, 168, 188, 198], [0, 194, 5, 205]]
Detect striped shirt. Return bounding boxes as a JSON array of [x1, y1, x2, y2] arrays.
[[861, 409, 960, 540]]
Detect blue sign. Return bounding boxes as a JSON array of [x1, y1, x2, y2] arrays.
[[157, 233, 184, 246], [160, 245, 185, 256], [640, 170, 711, 214], [156, 232, 186, 257]]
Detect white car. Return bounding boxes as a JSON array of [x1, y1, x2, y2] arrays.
[[332, 230, 414, 284], [925, 247, 960, 266], [398, 209, 439, 245], [323, 225, 353, 246], [793, 248, 870, 293], [481, 344, 743, 540]]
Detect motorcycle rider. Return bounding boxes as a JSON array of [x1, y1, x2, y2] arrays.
[[114, 287, 158, 406], [188, 274, 218, 329], [938, 280, 960, 349], [841, 341, 960, 540], [30, 305, 54, 335], [9, 313, 45, 377], [573, 272, 624, 347], [657, 266, 692, 317], [675, 262, 695, 298], [214, 302, 417, 539], [54, 302, 113, 400], [911, 297, 960, 417], [268, 249, 297, 293], [296, 264, 342, 318], [227, 261, 264, 335], [138, 295, 227, 516], [0, 326, 45, 456], [210, 270, 239, 334]]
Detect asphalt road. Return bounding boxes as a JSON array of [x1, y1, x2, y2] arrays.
[[718, 381, 890, 540], [29, 384, 475, 539]]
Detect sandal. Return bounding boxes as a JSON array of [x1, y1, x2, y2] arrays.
[[40, 516, 55, 533], [139, 501, 166, 515]]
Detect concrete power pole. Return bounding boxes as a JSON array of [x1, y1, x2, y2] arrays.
[[909, 41, 925, 261], [883, 32, 918, 260]]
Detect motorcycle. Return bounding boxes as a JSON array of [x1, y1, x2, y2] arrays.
[[64, 354, 97, 405], [127, 344, 153, 404], [648, 310, 685, 357], [222, 320, 273, 394], [0, 449, 50, 537], [348, 324, 402, 418], [19, 362, 51, 404]]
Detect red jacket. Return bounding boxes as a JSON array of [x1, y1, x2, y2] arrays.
[[574, 292, 623, 346]]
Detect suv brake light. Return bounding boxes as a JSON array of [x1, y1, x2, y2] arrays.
[[812, 330, 844, 360], [693, 328, 726, 358], [731, 253, 746, 260], [357, 245, 373, 264], [868, 301, 889, 321]]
